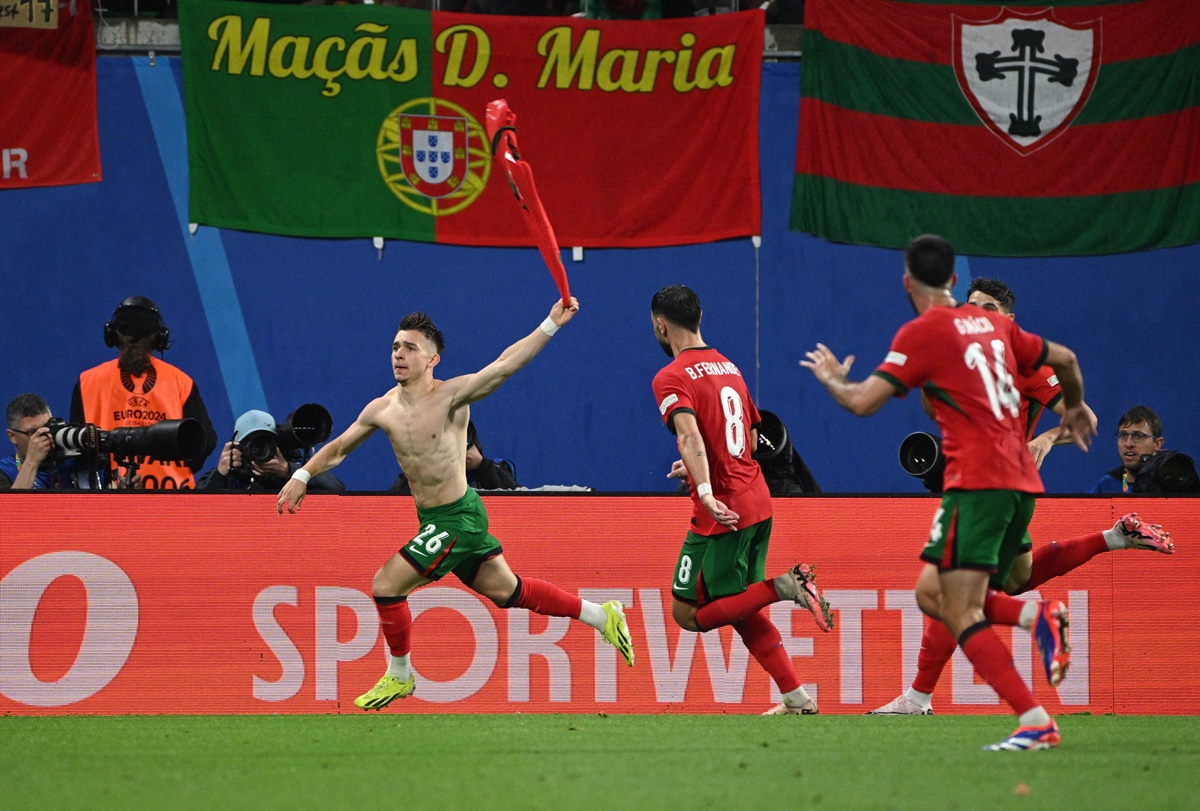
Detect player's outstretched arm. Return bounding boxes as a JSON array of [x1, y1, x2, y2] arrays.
[[448, 297, 579, 408], [801, 343, 893, 416], [277, 402, 380, 514]]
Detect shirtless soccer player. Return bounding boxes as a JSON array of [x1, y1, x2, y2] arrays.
[[277, 297, 634, 710]]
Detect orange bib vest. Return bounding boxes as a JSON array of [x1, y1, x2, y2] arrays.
[[77, 358, 199, 489]]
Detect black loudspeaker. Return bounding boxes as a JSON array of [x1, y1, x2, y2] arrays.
[[104, 296, 171, 351]]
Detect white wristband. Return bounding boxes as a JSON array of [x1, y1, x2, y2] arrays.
[[540, 317, 559, 336], [291, 469, 312, 485], [696, 482, 713, 498]]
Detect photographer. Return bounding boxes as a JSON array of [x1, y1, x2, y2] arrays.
[[1, 394, 82, 490], [70, 296, 217, 489], [198, 409, 344, 494], [1088, 405, 1199, 494]]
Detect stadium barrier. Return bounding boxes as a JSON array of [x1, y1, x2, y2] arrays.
[[2, 494, 1196, 715]]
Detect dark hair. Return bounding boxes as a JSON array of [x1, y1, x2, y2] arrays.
[[6, 393, 50, 430], [904, 234, 956, 288], [1119, 405, 1162, 437], [650, 285, 702, 332], [396, 312, 445, 354], [967, 278, 1016, 313]]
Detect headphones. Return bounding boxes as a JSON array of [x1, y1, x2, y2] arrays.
[[103, 296, 171, 351]]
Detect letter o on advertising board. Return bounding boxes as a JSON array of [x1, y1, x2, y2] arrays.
[[0, 552, 138, 707], [409, 588, 498, 703]]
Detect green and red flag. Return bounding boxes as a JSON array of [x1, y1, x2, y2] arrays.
[[179, 1, 763, 247], [0, 0, 101, 189], [792, 0, 1200, 256]]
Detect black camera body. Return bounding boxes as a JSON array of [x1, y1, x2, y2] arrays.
[[236, 431, 279, 467], [1131, 451, 1199, 493]]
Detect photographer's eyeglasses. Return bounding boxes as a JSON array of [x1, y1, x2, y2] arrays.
[[8, 427, 42, 436], [1116, 430, 1157, 441]]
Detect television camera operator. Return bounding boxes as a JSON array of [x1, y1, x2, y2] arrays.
[[198, 407, 344, 494], [1088, 405, 1198, 494]]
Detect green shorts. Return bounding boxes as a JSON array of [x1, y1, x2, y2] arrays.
[[399, 488, 503, 584], [671, 518, 772, 606], [920, 490, 1036, 589]]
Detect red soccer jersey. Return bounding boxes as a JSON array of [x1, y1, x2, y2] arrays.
[[653, 347, 772, 535], [1017, 364, 1062, 442], [873, 304, 1049, 493]]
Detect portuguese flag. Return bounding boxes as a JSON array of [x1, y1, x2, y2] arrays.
[[792, 0, 1200, 256], [179, 1, 763, 247]]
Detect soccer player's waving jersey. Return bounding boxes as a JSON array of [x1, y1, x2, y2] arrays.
[[653, 347, 772, 536], [873, 304, 1048, 493]]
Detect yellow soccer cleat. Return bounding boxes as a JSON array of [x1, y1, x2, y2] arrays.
[[600, 600, 635, 668], [353, 674, 416, 711]]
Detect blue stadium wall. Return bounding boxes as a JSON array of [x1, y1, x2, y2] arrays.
[[2, 57, 1196, 494]]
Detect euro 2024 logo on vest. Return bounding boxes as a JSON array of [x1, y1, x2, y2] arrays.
[[376, 97, 491, 215], [954, 8, 1101, 156]]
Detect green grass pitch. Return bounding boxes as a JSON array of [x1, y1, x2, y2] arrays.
[[2, 714, 1197, 810]]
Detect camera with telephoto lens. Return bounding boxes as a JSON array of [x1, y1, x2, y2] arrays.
[[230, 404, 333, 478], [44, 417, 206, 464], [899, 431, 945, 493], [1132, 451, 1199, 493]]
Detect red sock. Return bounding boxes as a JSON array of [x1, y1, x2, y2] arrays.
[[984, 589, 1025, 626], [1021, 533, 1107, 593], [734, 610, 801, 694], [374, 596, 412, 657], [511, 577, 583, 619], [695, 581, 778, 632], [911, 618, 956, 694], [958, 623, 1038, 715]]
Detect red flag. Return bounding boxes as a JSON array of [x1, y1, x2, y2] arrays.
[[0, 0, 101, 189], [485, 99, 571, 307]]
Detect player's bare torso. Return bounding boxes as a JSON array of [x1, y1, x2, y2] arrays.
[[371, 379, 470, 508]]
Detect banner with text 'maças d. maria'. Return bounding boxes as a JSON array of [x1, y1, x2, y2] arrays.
[[792, 0, 1200, 257], [179, 1, 763, 247]]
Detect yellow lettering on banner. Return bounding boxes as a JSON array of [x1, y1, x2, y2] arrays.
[[437, 25, 492, 89], [538, 27, 736, 94], [313, 37, 348, 98], [202, 16, 735, 96], [0, 0, 57, 30], [210, 16, 271, 77], [538, 27, 598, 90], [269, 36, 316, 81], [207, 17, 417, 95], [690, 41, 735, 91], [345, 23, 394, 81], [387, 39, 419, 83], [673, 33, 697, 92]]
